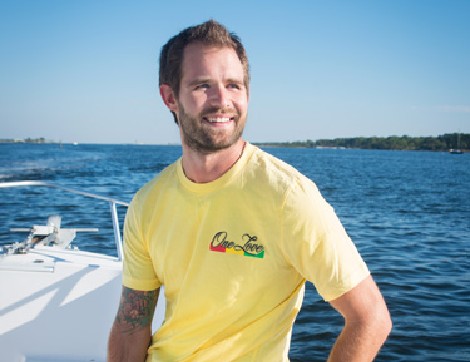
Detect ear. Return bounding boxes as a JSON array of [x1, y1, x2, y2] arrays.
[[159, 84, 178, 113]]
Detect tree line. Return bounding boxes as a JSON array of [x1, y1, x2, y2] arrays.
[[0, 138, 48, 144], [257, 133, 469, 151]]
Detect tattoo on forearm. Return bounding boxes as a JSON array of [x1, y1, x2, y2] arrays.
[[115, 287, 158, 333]]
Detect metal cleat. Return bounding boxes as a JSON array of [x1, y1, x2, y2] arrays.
[[7, 215, 99, 252]]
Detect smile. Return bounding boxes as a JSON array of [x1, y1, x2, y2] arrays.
[[204, 117, 233, 124]]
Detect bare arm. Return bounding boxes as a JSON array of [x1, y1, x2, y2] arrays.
[[108, 286, 159, 362], [327, 275, 392, 362]]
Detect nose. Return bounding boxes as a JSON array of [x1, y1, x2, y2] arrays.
[[209, 84, 230, 108]]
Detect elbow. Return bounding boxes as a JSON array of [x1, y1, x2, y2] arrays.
[[384, 308, 393, 337], [369, 301, 393, 345], [385, 308, 393, 334], [351, 300, 392, 345], [379, 308, 393, 342]]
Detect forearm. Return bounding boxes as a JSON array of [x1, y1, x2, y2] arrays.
[[327, 314, 391, 361], [107, 287, 159, 362], [108, 321, 151, 362], [328, 276, 392, 362]]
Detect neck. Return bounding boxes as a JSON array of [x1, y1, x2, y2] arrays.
[[181, 139, 246, 183]]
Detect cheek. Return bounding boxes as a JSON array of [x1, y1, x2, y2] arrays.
[[235, 96, 248, 114], [179, 95, 206, 116]]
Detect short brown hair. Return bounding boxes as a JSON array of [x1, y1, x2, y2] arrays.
[[159, 20, 250, 122]]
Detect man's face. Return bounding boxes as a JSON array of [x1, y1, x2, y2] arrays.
[[176, 44, 249, 153]]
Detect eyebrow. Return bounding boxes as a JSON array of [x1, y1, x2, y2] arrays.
[[226, 78, 245, 85], [186, 78, 211, 87], [185, 78, 245, 87]]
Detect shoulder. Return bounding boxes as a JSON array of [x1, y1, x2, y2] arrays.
[[130, 160, 179, 210], [247, 145, 320, 200], [247, 146, 335, 229]]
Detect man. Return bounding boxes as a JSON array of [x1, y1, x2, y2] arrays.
[[108, 20, 391, 361]]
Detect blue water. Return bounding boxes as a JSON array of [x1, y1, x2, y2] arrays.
[[1, 143, 469, 361]]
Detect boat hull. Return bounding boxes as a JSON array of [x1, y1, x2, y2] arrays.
[[0, 246, 164, 362]]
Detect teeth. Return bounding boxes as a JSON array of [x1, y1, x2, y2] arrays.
[[207, 117, 230, 123]]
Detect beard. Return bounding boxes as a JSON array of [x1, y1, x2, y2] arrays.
[[178, 104, 246, 153]]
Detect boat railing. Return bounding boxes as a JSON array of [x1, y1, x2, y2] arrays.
[[0, 180, 129, 261]]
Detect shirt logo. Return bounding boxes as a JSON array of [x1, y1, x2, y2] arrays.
[[210, 231, 265, 259]]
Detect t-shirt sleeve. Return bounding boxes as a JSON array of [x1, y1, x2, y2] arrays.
[[280, 180, 370, 302], [122, 192, 161, 291]]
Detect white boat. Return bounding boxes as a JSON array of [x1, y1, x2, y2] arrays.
[[0, 181, 165, 362], [449, 132, 463, 154]]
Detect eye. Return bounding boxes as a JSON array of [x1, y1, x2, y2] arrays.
[[194, 83, 210, 90], [227, 83, 242, 90]]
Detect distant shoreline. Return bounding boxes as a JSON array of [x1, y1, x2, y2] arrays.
[[1, 133, 468, 152], [256, 133, 469, 152], [255, 133, 469, 152]]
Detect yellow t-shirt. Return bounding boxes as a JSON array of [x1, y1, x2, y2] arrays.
[[123, 143, 369, 361]]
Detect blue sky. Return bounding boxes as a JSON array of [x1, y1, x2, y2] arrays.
[[1, 0, 469, 144]]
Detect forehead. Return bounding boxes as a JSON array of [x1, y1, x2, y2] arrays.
[[181, 44, 244, 81]]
